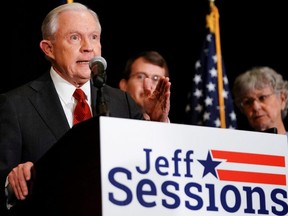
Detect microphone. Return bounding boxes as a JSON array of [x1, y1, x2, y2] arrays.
[[89, 56, 109, 116], [89, 56, 107, 88], [89, 56, 107, 77]]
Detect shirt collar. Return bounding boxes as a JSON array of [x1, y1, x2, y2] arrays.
[[50, 67, 91, 104]]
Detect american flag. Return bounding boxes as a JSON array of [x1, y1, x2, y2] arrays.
[[185, 2, 237, 129]]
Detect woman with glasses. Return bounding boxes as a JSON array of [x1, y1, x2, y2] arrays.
[[233, 66, 288, 136]]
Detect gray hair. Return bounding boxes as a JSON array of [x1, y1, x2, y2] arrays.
[[233, 66, 288, 118], [41, 2, 101, 40]]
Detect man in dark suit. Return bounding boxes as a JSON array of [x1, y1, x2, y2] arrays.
[[0, 2, 170, 214]]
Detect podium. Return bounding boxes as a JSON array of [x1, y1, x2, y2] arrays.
[[9, 117, 288, 216], [11, 116, 102, 216]]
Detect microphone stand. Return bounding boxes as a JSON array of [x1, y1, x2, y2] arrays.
[[92, 72, 109, 116]]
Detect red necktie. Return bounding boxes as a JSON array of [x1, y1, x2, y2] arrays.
[[73, 88, 92, 125]]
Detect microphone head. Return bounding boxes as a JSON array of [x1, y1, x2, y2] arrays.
[[89, 56, 107, 72]]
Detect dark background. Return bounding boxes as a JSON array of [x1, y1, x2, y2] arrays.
[[3, 0, 288, 131]]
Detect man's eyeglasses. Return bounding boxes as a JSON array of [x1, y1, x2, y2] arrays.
[[240, 93, 276, 108], [129, 72, 160, 84]]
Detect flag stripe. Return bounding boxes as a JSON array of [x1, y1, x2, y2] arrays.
[[217, 170, 287, 185], [211, 150, 285, 167]]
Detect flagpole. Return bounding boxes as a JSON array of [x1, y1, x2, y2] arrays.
[[208, 0, 226, 128]]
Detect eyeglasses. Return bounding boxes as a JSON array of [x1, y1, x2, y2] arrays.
[[129, 72, 160, 84], [240, 93, 276, 108]]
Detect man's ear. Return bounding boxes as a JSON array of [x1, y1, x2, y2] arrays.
[[119, 79, 127, 91], [39, 40, 53, 57]]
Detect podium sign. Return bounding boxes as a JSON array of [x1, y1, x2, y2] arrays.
[[99, 117, 288, 216]]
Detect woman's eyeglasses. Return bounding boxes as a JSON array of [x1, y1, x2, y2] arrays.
[[240, 93, 276, 108]]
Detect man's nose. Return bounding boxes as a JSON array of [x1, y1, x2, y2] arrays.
[[81, 38, 94, 52], [143, 78, 156, 91]]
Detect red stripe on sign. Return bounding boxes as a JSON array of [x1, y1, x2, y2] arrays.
[[211, 150, 285, 167], [218, 170, 287, 185]]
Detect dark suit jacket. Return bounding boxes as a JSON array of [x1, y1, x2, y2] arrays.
[[0, 71, 143, 214]]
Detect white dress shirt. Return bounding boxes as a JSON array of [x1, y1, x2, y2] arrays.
[[50, 67, 92, 128]]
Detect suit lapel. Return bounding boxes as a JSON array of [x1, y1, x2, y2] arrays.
[[28, 72, 70, 140]]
